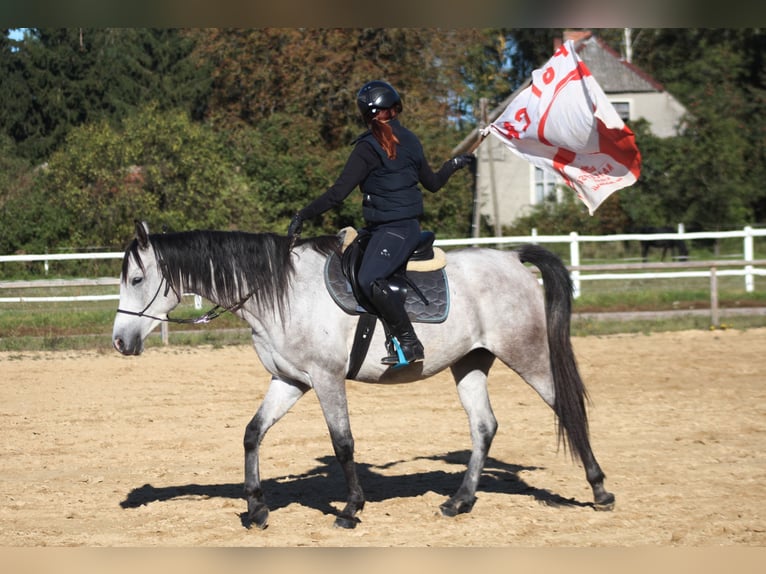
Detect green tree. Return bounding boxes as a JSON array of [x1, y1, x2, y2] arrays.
[[629, 29, 761, 230], [739, 30, 766, 221], [10, 104, 236, 251], [190, 28, 484, 237], [618, 120, 684, 228], [190, 28, 484, 145], [0, 134, 43, 255], [4, 28, 211, 163], [7, 28, 766, 255], [0, 30, 31, 156], [223, 113, 339, 235]]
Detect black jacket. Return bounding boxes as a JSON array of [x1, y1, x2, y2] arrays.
[[298, 119, 460, 224]]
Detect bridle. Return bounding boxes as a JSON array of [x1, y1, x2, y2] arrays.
[[115, 274, 253, 325]]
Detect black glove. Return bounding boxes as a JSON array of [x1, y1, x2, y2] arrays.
[[287, 213, 303, 240], [451, 153, 475, 170]]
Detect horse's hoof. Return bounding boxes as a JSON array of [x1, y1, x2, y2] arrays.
[[439, 496, 476, 517], [439, 503, 459, 517], [334, 514, 360, 529], [247, 504, 269, 529], [594, 493, 615, 512]]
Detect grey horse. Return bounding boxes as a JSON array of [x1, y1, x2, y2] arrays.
[[112, 221, 614, 529]]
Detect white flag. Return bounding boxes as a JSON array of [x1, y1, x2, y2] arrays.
[[487, 40, 641, 214]]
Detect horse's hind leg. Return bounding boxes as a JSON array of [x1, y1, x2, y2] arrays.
[[441, 349, 498, 517], [515, 361, 615, 511], [243, 375, 309, 529], [578, 438, 615, 511]]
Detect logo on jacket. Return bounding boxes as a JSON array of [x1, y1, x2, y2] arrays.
[[380, 248, 391, 258]]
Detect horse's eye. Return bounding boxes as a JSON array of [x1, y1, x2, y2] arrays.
[[131, 276, 143, 287]]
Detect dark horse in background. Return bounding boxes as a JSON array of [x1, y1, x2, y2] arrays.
[[639, 226, 689, 262]]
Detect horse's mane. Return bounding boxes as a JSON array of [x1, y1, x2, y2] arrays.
[[122, 230, 340, 318]]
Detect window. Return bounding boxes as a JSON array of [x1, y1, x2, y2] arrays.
[[611, 101, 631, 122], [533, 167, 558, 204]]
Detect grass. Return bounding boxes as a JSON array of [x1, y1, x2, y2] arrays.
[[571, 313, 766, 337], [1, 275, 765, 352], [0, 286, 252, 352], [569, 274, 766, 335], [574, 277, 766, 312]]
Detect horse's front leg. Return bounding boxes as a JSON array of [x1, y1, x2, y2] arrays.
[[243, 375, 309, 529], [313, 379, 365, 529]]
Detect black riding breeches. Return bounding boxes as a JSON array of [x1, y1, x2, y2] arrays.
[[357, 219, 421, 300]]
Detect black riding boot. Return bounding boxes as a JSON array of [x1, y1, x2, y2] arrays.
[[369, 279, 424, 366]]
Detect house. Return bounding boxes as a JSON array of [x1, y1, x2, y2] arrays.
[[453, 30, 687, 232]]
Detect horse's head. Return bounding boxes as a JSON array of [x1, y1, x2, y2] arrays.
[[112, 221, 180, 355]]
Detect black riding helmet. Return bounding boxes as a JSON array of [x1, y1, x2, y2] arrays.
[[356, 80, 403, 122]]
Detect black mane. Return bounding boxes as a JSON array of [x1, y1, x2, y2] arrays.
[[122, 230, 340, 318]]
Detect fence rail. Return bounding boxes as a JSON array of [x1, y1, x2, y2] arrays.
[[2, 226, 765, 310]]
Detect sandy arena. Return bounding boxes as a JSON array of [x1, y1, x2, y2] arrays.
[[0, 328, 764, 547]]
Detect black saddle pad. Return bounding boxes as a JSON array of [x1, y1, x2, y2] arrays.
[[323, 251, 450, 324]]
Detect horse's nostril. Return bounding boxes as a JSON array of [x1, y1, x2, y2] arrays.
[[113, 337, 124, 353]]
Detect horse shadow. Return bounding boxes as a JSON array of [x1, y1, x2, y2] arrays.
[[120, 450, 593, 526]]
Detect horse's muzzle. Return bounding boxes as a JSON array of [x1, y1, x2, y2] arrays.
[[113, 334, 143, 356]]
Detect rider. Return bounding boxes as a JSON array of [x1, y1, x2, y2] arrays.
[[287, 80, 474, 366]]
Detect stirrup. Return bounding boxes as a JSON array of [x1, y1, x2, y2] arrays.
[[381, 337, 424, 368]]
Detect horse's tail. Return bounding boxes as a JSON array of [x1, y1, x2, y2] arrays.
[[517, 243, 590, 463]]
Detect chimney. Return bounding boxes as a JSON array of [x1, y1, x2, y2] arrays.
[[563, 29, 592, 44]]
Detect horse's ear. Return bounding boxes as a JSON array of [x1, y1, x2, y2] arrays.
[[135, 220, 150, 249]]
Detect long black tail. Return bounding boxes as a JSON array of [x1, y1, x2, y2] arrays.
[[517, 243, 590, 463]]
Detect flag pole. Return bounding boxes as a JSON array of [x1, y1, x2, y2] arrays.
[[469, 99, 492, 241], [469, 130, 484, 240], [467, 130, 489, 155]]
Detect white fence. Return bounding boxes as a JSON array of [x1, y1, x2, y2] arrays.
[[435, 225, 766, 298], [0, 252, 124, 304], [2, 226, 765, 306]]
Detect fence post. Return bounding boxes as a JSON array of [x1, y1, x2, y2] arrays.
[[710, 266, 719, 328], [161, 322, 169, 345], [744, 225, 754, 293], [569, 231, 581, 299]]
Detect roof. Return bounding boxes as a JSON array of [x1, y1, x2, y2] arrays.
[[578, 35, 664, 93]]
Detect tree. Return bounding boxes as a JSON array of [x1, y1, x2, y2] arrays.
[[0, 30, 31, 157], [3, 28, 212, 163], [6, 28, 766, 256], [225, 112, 339, 234], [190, 29, 478, 140], [189, 28, 486, 237], [628, 29, 761, 229], [11, 104, 236, 251], [617, 119, 685, 228], [739, 30, 766, 221]]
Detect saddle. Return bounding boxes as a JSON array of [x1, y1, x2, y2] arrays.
[[324, 227, 450, 322], [323, 227, 451, 377]]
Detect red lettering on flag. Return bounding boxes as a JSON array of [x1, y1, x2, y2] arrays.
[[596, 120, 641, 180]]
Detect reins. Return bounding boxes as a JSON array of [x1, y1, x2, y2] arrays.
[[116, 274, 254, 325]]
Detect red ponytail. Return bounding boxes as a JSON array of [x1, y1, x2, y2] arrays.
[[370, 108, 400, 160]]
